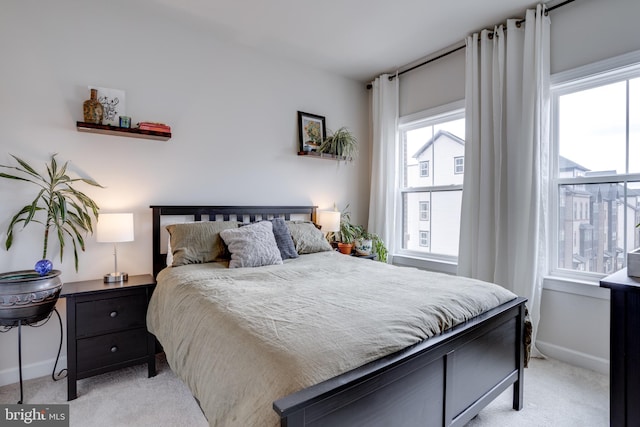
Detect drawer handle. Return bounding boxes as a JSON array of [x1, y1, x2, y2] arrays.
[[110, 346, 118, 353], [110, 311, 118, 318]]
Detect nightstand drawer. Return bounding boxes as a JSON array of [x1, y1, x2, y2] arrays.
[[76, 328, 148, 373], [76, 292, 147, 337]]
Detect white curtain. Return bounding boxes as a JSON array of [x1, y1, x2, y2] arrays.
[[458, 5, 550, 354], [368, 74, 399, 262]]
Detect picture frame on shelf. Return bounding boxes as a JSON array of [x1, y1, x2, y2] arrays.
[[89, 86, 126, 126], [298, 111, 326, 153]]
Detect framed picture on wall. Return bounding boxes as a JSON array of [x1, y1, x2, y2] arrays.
[[298, 111, 326, 153]]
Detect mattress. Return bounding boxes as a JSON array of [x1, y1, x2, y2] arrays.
[[146, 250, 517, 426]]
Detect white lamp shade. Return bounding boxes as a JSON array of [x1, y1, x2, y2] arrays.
[[316, 210, 340, 233], [96, 213, 134, 243]]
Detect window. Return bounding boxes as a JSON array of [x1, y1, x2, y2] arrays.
[[419, 201, 430, 221], [454, 156, 464, 174], [551, 58, 640, 278], [397, 101, 465, 260], [419, 231, 430, 247], [419, 161, 429, 177]]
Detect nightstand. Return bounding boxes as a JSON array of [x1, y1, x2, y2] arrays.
[[60, 274, 157, 401]]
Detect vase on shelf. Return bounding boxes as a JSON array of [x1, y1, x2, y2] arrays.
[[83, 88, 103, 124]]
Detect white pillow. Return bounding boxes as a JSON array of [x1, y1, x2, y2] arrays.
[[219, 221, 283, 268]]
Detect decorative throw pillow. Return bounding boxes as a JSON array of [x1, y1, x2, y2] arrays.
[[166, 221, 239, 266], [267, 218, 298, 260], [286, 220, 333, 254], [220, 221, 284, 268]]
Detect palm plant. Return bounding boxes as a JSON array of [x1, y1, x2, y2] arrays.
[[0, 154, 103, 271]]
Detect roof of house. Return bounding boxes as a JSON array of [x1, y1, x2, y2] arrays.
[[412, 130, 465, 159], [559, 156, 589, 172]]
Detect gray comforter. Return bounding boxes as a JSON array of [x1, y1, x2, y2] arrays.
[[146, 251, 517, 426]]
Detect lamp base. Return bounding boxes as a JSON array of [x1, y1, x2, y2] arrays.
[[104, 272, 128, 283]]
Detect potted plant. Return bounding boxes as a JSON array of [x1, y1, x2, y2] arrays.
[[333, 206, 361, 254], [355, 228, 388, 263], [354, 230, 374, 256], [318, 127, 358, 162], [0, 154, 102, 326]]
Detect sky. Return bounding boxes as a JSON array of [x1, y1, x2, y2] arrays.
[[559, 77, 640, 175]]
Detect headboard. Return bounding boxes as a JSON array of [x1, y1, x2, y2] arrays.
[[150, 205, 317, 277]]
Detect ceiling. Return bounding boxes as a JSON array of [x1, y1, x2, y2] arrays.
[[146, 0, 549, 82]]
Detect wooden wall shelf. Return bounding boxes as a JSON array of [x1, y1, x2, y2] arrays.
[[76, 122, 171, 141], [297, 151, 348, 161]]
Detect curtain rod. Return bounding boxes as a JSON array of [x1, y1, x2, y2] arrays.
[[366, 0, 576, 89]]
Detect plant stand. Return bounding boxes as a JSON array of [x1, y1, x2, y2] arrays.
[[1, 308, 65, 404]]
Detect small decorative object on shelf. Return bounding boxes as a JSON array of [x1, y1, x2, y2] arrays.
[[119, 116, 131, 128], [137, 121, 171, 133], [83, 88, 104, 124]]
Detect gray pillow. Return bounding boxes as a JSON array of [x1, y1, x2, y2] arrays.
[[166, 221, 239, 266], [268, 218, 298, 260], [286, 221, 333, 254], [220, 221, 283, 268]]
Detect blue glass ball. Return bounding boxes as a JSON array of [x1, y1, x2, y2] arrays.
[[34, 259, 53, 276]]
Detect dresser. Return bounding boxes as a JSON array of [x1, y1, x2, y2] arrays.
[[600, 269, 640, 426], [61, 274, 157, 400]]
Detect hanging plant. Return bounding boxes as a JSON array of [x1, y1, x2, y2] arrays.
[[0, 154, 103, 273]]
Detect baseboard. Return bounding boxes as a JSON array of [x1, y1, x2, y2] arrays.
[[536, 340, 609, 375], [0, 356, 67, 387]]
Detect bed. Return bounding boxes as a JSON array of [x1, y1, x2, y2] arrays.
[[148, 205, 527, 427]]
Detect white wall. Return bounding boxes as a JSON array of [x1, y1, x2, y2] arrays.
[[0, 0, 370, 386], [397, 0, 640, 374]]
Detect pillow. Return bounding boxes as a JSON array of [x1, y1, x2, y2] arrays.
[[286, 220, 333, 254], [242, 218, 298, 260], [166, 221, 239, 266], [220, 221, 283, 268]]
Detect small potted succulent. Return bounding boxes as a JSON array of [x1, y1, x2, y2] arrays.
[[0, 154, 102, 326]]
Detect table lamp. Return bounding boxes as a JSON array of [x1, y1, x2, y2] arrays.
[[97, 213, 134, 283], [316, 209, 340, 241]]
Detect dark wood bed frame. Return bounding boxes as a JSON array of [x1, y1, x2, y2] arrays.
[[151, 205, 527, 427]]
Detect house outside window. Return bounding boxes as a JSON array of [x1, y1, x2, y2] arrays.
[[551, 56, 640, 279], [454, 156, 464, 174], [397, 101, 465, 261], [419, 201, 430, 221]]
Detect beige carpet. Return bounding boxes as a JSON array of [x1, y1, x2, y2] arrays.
[[0, 355, 608, 426]]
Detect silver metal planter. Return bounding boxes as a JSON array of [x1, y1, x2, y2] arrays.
[[0, 270, 62, 326]]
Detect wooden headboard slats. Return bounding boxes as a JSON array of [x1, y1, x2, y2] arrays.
[[150, 205, 317, 277]]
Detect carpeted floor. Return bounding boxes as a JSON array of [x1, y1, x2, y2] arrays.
[[0, 355, 608, 426]]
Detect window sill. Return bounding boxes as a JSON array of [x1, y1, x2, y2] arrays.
[[542, 276, 610, 300], [393, 254, 611, 300], [392, 254, 458, 275]]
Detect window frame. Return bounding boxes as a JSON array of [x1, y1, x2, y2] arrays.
[[395, 100, 465, 266], [549, 51, 640, 283]]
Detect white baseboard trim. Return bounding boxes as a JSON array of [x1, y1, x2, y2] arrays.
[[0, 356, 67, 387], [536, 340, 609, 375]]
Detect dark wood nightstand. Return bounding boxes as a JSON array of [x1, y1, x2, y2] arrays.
[[60, 274, 157, 401], [600, 269, 640, 426]]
